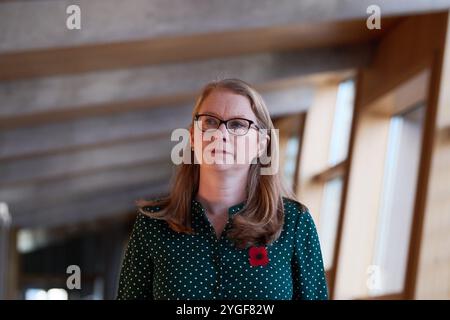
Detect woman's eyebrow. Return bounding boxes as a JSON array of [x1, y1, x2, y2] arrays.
[[201, 111, 248, 118]]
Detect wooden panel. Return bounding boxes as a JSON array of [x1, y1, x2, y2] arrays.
[[334, 112, 391, 299], [436, 11, 450, 129], [0, 104, 192, 159], [415, 12, 450, 299], [416, 136, 450, 299], [0, 18, 396, 81], [0, 138, 172, 185], [334, 11, 449, 300], [0, 70, 354, 131], [0, 84, 313, 160], [367, 69, 430, 117], [359, 12, 449, 108], [0, 47, 368, 122], [1, 0, 424, 53], [11, 179, 170, 229], [6, 229, 18, 299], [0, 159, 172, 208]]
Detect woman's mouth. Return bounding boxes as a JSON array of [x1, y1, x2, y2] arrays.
[[212, 149, 233, 155]]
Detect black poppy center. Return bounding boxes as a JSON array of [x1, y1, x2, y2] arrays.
[[255, 253, 263, 260]]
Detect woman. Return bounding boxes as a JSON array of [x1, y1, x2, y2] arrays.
[[117, 79, 328, 300]]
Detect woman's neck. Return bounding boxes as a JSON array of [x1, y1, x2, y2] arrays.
[[196, 167, 248, 216]]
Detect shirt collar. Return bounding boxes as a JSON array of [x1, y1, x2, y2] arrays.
[[191, 198, 246, 216]]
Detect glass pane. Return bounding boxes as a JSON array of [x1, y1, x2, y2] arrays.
[[369, 104, 425, 296], [329, 79, 355, 166], [283, 136, 300, 189], [319, 177, 343, 270]]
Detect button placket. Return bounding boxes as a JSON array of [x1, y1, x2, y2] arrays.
[[215, 217, 232, 298], [196, 204, 223, 297], [193, 199, 245, 299]]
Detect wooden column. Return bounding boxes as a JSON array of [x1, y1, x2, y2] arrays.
[[0, 203, 11, 299], [0, 203, 18, 299], [333, 12, 449, 299], [414, 10, 450, 300]]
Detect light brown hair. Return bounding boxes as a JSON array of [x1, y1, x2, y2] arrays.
[[136, 78, 296, 249]]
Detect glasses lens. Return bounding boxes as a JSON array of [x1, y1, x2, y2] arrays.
[[227, 119, 250, 135], [197, 115, 219, 132]]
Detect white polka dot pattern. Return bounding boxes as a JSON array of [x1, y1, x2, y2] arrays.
[[117, 198, 328, 300]]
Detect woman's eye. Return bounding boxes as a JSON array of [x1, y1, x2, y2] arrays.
[[229, 121, 246, 129], [205, 118, 218, 126]]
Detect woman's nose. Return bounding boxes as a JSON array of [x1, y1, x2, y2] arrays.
[[217, 123, 229, 141]]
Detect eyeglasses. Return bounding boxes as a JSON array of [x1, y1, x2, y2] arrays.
[[194, 113, 259, 136]]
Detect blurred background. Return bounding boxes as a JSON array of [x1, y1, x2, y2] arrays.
[[0, 0, 449, 300]]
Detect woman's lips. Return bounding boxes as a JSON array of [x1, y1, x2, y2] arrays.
[[212, 149, 233, 155]]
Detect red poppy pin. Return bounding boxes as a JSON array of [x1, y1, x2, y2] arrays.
[[248, 246, 269, 267]]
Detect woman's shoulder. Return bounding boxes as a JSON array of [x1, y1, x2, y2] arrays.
[[134, 197, 167, 225], [136, 197, 166, 214], [140, 204, 164, 214], [282, 197, 309, 215], [281, 197, 315, 226]]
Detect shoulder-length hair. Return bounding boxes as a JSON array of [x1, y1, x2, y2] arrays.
[[136, 78, 295, 249]]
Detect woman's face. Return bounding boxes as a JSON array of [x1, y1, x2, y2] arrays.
[[191, 89, 265, 171]]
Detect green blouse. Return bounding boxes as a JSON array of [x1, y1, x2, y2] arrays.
[[117, 197, 328, 300]]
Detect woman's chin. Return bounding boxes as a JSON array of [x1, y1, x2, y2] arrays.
[[200, 152, 254, 170], [203, 157, 243, 170], [207, 158, 234, 169], [206, 163, 250, 172], [209, 163, 232, 171]]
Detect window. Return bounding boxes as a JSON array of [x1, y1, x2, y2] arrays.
[[319, 177, 344, 270], [329, 79, 355, 166], [317, 79, 355, 271], [297, 76, 356, 297], [25, 288, 68, 300], [275, 113, 305, 193], [283, 135, 300, 190], [369, 104, 425, 296]]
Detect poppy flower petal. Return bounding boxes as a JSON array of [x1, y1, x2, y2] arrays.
[[248, 246, 269, 267]]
